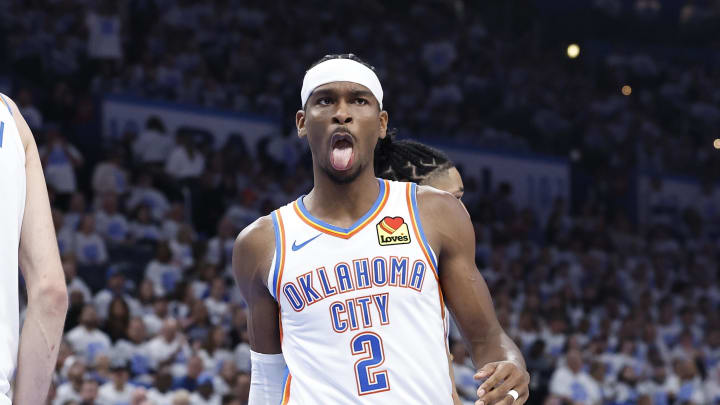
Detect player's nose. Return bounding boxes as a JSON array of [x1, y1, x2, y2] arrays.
[[332, 100, 353, 125]]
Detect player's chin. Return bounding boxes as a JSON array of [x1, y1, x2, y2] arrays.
[[322, 163, 363, 184]]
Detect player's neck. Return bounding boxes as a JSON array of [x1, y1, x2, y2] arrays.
[[305, 170, 380, 228]]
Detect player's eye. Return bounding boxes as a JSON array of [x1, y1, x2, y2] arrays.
[[354, 98, 369, 105], [317, 97, 333, 106]]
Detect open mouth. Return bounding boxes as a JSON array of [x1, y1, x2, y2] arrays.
[[330, 131, 355, 171]]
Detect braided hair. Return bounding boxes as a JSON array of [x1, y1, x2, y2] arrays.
[[374, 134, 454, 184]]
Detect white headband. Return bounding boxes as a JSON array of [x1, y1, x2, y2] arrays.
[[301, 58, 383, 109]]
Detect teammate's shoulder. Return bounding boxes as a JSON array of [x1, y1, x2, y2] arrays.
[[416, 184, 463, 210]]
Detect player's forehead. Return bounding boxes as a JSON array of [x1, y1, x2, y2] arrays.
[[309, 81, 375, 99]]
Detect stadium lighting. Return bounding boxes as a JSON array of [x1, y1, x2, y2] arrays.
[[714, 139, 720, 150], [567, 44, 580, 59], [621, 85, 632, 96]]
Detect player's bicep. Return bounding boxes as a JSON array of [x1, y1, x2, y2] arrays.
[[429, 193, 503, 347], [232, 218, 282, 354]]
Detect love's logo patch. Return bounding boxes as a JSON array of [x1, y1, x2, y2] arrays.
[[376, 216, 411, 246]]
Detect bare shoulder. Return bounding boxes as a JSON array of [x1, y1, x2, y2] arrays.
[[0, 93, 35, 150], [415, 184, 470, 223], [232, 214, 276, 286], [415, 184, 473, 255]]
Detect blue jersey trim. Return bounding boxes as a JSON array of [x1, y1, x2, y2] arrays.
[[0, 94, 11, 113], [296, 178, 386, 234], [410, 183, 439, 272], [270, 211, 282, 300]]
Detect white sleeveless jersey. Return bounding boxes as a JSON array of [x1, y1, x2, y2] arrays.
[[0, 95, 26, 403], [267, 179, 452, 404]]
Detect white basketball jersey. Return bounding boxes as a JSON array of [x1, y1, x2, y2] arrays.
[[267, 179, 452, 404], [0, 95, 26, 403]]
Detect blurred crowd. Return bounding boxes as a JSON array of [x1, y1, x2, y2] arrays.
[[3, 0, 720, 178], [1, 0, 720, 404]]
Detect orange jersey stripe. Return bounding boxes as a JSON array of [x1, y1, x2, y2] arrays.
[[281, 373, 292, 404]]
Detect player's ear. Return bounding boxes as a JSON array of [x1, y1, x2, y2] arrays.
[[378, 110, 389, 140], [296, 109, 307, 139]]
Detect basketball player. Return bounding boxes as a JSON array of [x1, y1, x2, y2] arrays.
[[233, 54, 529, 404], [374, 136, 464, 200], [0, 94, 69, 404]]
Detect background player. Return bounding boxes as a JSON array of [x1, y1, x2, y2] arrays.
[[234, 54, 530, 404], [0, 94, 69, 404], [374, 136, 464, 200]]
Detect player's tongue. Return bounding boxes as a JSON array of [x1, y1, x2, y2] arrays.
[[330, 140, 353, 171]]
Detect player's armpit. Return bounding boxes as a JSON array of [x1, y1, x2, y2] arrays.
[[416, 187, 525, 370], [232, 215, 282, 354]]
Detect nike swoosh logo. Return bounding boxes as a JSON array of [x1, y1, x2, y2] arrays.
[[292, 234, 322, 251]]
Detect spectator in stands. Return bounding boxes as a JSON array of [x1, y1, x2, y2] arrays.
[[66, 305, 112, 364], [165, 132, 205, 181], [175, 354, 205, 392], [98, 360, 135, 404], [80, 378, 100, 404], [94, 266, 141, 321], [198, 326, 232, 373], [213, 360, 238, 397], [232, 372, 250, 405], [172, 389, 191, 405], [92, 149, 129, 197], [40, 126, 84, 197], [191, 372, 221, 405], [204, 216, 236, 273], [146, 319, 189, 370], [54, 359, 85, 405], [85, 1, 123, 63], [133, 116, 175, 166], [129, 204, 163, 242], [55, 209, 76, 256], [114, 317, 152, 377], [63, 254, 92, 304], [143, 295, 169, 336], [127, 174, 171, 222], [94, 192, 130, 244], [204, 279, 229, 326], [147, 368, 176, 405], [183, 300, 212, 343], [104, 297, 130, 342], [15, 88, 43, 131], [64, 193, 87, 232], [74, 214, 108, 266], [146, 242, 182, 296], [170, 223, 195, 270], [548, 349, 599, 404]]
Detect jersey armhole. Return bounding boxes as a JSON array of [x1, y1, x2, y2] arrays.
[[0, 93, 12, 114], [267, 210, 286, 301], [407, 182, 440, 275]]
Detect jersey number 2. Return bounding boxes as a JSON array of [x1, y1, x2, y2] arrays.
[[351, 332, 390, 395]]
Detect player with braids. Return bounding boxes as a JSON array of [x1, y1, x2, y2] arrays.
[[375, 134, 464, 199]]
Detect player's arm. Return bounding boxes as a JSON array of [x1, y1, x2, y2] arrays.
[[232, 216, 286, 404], [418, 187, 529, 405], [4, 95, 69, 404]]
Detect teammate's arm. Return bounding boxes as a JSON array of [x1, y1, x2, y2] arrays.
[[232, 216, 286, 403], [4, 95, 69, 404], [418, 187, 529, 405]]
